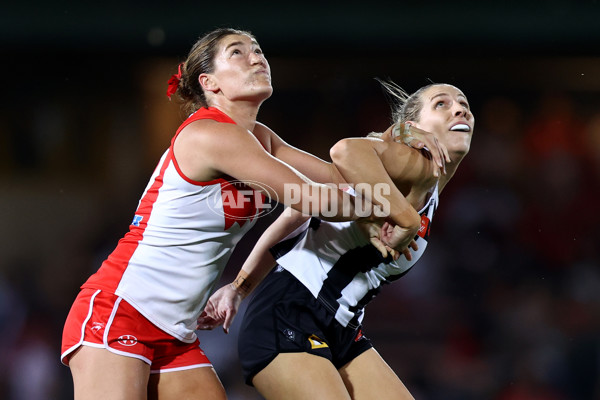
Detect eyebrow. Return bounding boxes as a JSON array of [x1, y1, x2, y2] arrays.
[[224, 39, 259, 51], [224, 41, 245, 50], [430, 93, 450, 101], [430, 92, 469, 104]]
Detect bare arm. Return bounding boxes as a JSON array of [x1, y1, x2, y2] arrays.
[[329, 135, 442, 250], [175, 120, 354, 222], [197, 208, 309, 333], [234, 208, 309, 297], [254, 122, 345, 184], [330, 137, 423, 232]]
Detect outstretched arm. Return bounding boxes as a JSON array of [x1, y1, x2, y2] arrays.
[[197, 209, 310, 333], [175, 120, 356, 222]]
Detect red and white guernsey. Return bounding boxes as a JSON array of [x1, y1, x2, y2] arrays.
[[83, 107, 261, 342]]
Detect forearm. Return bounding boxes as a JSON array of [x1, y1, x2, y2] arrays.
[[231, 210, 310, 298], [230, 250, 275, 299], [235, 156, 356, 223]]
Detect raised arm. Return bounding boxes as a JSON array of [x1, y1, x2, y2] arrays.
[[329, 135, 438, 250], [197, 208, 309, 333]]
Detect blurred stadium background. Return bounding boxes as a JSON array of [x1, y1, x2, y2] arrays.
[[1, 1, 599, 399]]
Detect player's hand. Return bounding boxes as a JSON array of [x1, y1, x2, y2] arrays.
[[378, 221, 419, 260], [197, 283, 243, 334], [357, 220, 418, 261], [370, 236, 417, 261], [392, 122, 450, 176]]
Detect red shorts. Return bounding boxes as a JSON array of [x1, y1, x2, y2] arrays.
[[61, 289, 212, 373]]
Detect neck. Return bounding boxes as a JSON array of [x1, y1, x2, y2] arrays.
[[438, 151, 466, 193], [210, 98, 262, 131]]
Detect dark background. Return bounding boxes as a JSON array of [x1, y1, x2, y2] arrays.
[[1, 1, 599, 399]]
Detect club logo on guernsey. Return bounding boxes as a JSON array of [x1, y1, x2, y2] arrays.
[[284, 329, 296, 342], [210, 180, 279, 229]]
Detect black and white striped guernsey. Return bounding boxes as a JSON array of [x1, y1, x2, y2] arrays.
[[271, 184, 439, 329]]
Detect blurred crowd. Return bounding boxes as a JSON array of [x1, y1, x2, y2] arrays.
[[0, 57, 599, 399]]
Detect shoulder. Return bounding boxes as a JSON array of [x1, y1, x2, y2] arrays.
[[251, 122, 274, 153], [177, 119, 257, 150], [253, 121, 274, 137]]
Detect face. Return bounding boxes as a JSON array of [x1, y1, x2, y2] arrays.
[[412, 84, 475, 157], [202, 34, 273, 103]]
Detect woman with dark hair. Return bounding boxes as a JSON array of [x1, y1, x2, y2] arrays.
[[59, 27, 437, 399]]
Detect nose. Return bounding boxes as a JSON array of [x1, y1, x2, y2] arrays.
[[250, 52, 266, 66], [453, 104, 470, 119]]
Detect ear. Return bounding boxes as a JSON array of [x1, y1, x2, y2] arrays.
[[199, 73, 218, 93]]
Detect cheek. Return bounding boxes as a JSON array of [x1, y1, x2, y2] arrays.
[[416, 121, 443, 136]]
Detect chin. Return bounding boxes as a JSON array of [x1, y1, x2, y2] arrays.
[[447, 141, 471, 160], [256, 85, 273, 99], [243, 87, 273, 103]]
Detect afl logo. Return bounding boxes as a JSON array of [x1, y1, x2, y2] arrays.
[[210, 180, 279, 227], [117, 335, 138, 346]]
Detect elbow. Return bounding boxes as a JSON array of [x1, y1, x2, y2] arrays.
[[329, 139, 354, 165]]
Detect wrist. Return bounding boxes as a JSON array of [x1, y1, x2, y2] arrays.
[[231, 272, 252, 298], [389, 206, 421, 230]]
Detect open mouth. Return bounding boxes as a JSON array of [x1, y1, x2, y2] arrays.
[[450, 124, 470, 132]]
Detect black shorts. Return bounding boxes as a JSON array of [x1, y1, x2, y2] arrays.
[[238, 267, 373, 386]]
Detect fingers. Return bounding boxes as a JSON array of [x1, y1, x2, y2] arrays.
[[442, 142, 451, 163], [385, 246, 400, 261], [409, 240, 419, 252], [394, 123, 425, 149], [433, 137, 446, 175], [223, 311, 237, 334], [197, 316, 219, 330], [197, 305, 224, 330], [394, 240, 419, 262], [370, 237, 389, 258], [404, 125, 447, 174], [401, 248, 412, 261]]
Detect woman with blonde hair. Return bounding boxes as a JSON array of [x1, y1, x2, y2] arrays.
[[59, 28, 441, 399], [200, 81, 474, 399]]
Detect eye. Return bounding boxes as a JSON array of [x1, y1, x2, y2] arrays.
[[254, 48, 263, 55], [435, 100, 446, 108], [232, 49, 241, 55]]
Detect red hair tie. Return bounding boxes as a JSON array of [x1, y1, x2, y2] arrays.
[[166, 63, 183, 99]]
